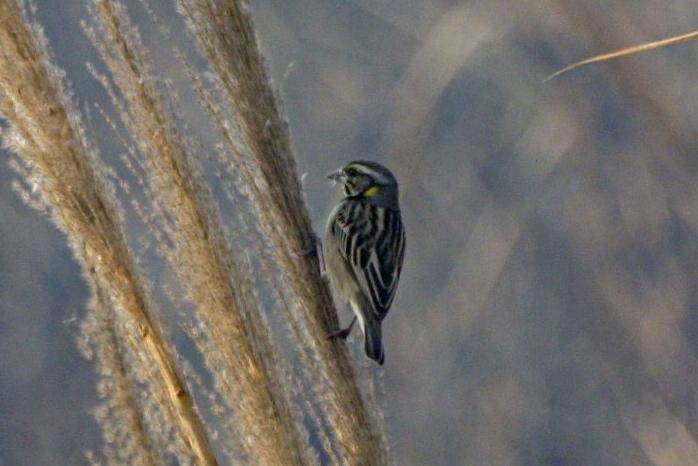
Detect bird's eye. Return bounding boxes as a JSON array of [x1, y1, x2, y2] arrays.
[[345, 167, 358, 177]]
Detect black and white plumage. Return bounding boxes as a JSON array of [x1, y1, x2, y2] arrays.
[[324, 160, 405, 365]]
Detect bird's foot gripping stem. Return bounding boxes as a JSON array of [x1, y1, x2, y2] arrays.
[[295, 233, 325, 276], [326, 317, 356, 340]]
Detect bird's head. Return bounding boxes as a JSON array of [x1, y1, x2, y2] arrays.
[[327, 160, 399, 207]]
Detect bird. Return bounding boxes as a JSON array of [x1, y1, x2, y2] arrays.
[[323, 160, 406, 365]]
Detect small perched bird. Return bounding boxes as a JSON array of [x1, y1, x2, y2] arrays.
[[324, 160, 406, 365]]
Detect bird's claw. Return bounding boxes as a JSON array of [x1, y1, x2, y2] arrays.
[[326, 327, 352, 340], [294, 233, 320, 256], [325, 317, 356, 341], [296, 245, 316, 257], [294, 233, 326, 276]]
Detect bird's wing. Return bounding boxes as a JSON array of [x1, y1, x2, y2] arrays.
[[333, 202, 405, 320]]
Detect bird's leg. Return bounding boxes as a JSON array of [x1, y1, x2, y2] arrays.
[[295, 232, 319, 256], [295, 232, 326, 277], [317, 237, 326, 277], [326, 317, 356, 340]]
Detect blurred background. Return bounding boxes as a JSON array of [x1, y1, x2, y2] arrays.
[[3, 0, 698, 464]]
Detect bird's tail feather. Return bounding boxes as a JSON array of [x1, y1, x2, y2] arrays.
[[364, 320, 384, 365]]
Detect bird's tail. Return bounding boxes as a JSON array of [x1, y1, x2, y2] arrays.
[[364, 320, 385, 365]]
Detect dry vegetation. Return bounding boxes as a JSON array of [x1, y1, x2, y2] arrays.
[[4, 0, 698, 465], [0, 0, 386, 464], [0, 1, 215, 463]]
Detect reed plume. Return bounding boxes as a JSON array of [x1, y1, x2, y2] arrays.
[[1, 0, 390, 463], [0, 1, 216, 464], [79, 285, 158, 466], [84, 1, 313, 464], [177, 1, 389, 463]]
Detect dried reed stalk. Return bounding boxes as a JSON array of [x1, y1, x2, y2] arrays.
[[86, 1, 312, 464], [545, 29, 698, 81], [178, 0, 389, 463], [0, 1, 216, 464]]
